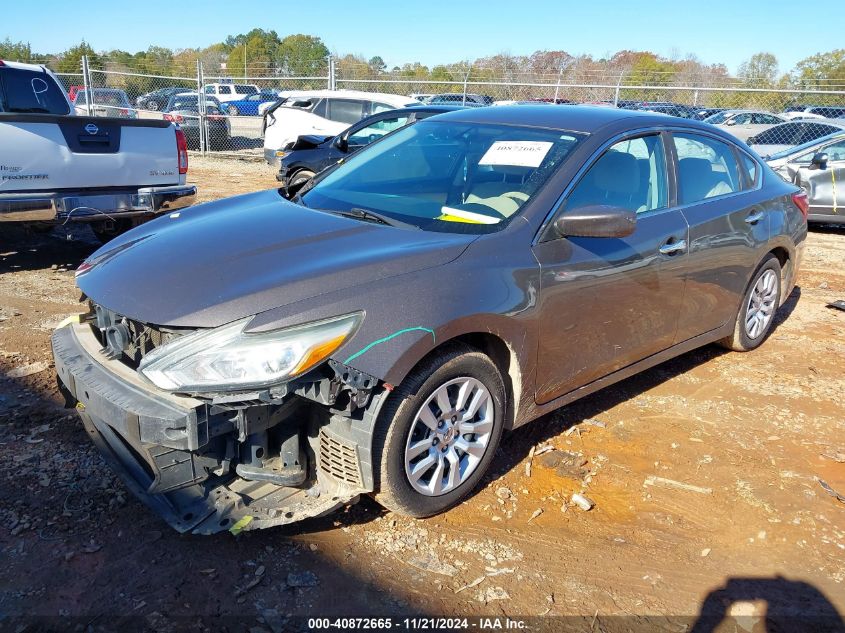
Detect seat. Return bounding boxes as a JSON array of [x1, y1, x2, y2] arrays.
[[678, 157, 733, 203], [464, 166, 534, 217], [567, 150, 645, 212]]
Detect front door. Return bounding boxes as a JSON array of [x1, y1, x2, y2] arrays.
[[533, 133, 689, 405]]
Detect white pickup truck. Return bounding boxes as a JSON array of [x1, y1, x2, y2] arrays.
[[0, 60, 196, 241]]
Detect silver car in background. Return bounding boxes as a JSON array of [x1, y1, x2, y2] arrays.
[[703, 109, 785, 142], [766, 131, 845, 224]]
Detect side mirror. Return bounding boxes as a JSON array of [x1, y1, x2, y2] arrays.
[[746, 136, 756, 145], [554, 204, 637, 239], [334, 135, 349, 153], [811, 152, 829, 169], [725, 119, 736, 126]]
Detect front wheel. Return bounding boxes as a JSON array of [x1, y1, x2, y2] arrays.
[[373, 345, 505, 517], [718, 254, 782, 351], [147, 100, 159, 111], [227, 105, 239, 116]]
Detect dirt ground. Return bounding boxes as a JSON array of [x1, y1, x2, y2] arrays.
[[1, 156, 844, 632]]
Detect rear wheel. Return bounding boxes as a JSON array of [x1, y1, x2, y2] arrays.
[[718, 254, 782, 351], [227, 105, 239, 116], [147, 100, 159, 111], [373, 345, 505, 517]]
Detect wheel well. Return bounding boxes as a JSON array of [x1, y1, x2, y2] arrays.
[[444, 333, 521, 429], [769, 246, 789, 269], [768, 246, 791, 296]]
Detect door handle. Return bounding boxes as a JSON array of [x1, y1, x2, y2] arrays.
[[745, 210, 765, 225], [659, 239, 687, 255]]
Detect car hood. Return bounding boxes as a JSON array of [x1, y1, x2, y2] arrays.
[[289, 134, 334, 150], [77, 189, 476, 328]]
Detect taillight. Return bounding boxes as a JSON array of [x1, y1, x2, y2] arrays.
[[175, 128, 188, 175], [164, 113, 184, 123], [119, 108, 128, 116], [792, 190, 809, 221]]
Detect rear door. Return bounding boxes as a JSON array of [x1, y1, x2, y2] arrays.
[[533, 132, 689, 404], [671, 132, 769, 342]]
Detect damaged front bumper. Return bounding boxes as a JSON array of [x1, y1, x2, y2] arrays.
[[51, 322, 377, 534]]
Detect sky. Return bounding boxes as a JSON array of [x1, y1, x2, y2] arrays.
[[2, 0, 841, 74]]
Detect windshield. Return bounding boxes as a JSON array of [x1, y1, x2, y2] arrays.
[[704, 111, 731, 124], [301, 120, 584, 233]]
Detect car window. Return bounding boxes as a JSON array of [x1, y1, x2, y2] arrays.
[[218, 85, 231, 95], [797, 139, 845, 163], [753, 123, 802, 146], [565, 135, 667, 215], [327, 99, 365, 124], [755, 114, 781, 125], [0, 67, 70, 115], [674, 133, 742, 204], [235, 85, 257, 95], [733, 113, 752, 124], [204, 86, 214, 94], [303, 121, 584, 233], [348, 115, 411, 148], [704, 111, 730, 124], [739, 153, 758, 188], [796, 124, 839, 145], [371, 102, 397, 114]]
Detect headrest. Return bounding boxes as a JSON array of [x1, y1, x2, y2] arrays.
[[678, 157, 714, 183], [592, 151, 639, 194]]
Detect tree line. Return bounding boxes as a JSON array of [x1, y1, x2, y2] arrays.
[[1, 31, 844, 107]]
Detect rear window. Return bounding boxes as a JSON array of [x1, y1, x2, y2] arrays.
[[0, 67, 70, 115]]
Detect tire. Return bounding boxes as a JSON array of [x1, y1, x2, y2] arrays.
[[227, 105, 239, 116], [718, 254, 782, 352], [148, 101, 159, 111], [288, 170, 315, 191], [373, 344, 505, 518]]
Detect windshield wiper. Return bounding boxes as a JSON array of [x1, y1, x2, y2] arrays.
[[334, 207, 419, 230]]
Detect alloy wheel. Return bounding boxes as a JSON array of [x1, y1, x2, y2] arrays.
[[404, 377, 494, 496]]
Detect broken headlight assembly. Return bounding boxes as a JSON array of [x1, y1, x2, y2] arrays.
[[138, 313, 362, 393]]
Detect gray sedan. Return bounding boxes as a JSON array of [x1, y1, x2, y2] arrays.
[[766, 131, 845, 224], [53, 106, 806, 534]]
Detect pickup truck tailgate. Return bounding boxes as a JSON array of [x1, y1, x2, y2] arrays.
[[0, 114, 182, 191]]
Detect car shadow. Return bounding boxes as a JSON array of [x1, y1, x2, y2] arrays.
[[690, 576, 845, 633], [481, 284, 802, 492], [0, 224, 99, 275]]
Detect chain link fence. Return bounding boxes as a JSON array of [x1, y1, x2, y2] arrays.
[[60, 56, 845, 161]]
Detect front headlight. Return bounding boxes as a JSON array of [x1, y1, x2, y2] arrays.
[[138, 313, 361, 393]]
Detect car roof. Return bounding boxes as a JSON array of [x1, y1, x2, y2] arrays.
[[427, 104, 677, 134], [283, 90, 417, 106]]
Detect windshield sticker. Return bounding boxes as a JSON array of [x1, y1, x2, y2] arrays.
[[439, 207, 502, 224], [479, 141, 553, 168]]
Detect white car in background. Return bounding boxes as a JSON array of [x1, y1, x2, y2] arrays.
[[703, 109, 785, 142], [262, 90, 420, 166], [204, 82, 260, 103]]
